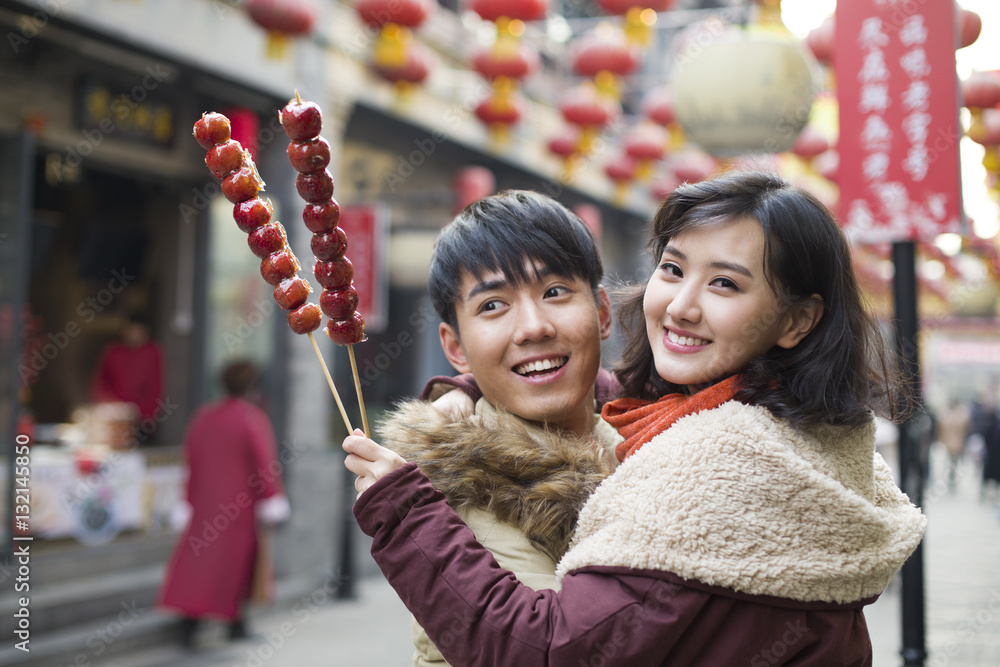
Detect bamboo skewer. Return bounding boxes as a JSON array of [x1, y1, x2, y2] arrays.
[[347, 344, 370, 438], [308, 331, 353, 434]]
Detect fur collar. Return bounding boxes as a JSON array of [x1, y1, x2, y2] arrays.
[[557, 401, 927, 604], [377, 399, 615, 562]]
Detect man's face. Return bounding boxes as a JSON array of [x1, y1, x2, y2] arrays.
[[439, 262, 612, 436]]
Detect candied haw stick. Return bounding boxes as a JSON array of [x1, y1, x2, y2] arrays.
[[281, 92, 370, 437], [193, 111, 354, 435]]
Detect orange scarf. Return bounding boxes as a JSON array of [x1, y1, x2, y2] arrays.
[[602, 375, 744, 462]]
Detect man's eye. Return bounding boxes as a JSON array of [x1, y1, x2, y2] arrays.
[[480, 300, 500, 313], [544, 286, 566, 298]]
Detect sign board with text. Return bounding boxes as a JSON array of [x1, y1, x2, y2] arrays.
[[338, 203, 388, 334], [835, 0, 963, 242]]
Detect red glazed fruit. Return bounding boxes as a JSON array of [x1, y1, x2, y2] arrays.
[[320, 285, 358, 320], [287, 137, 331, 173], [233, 198, 273, 233], [326, 312, 366, 346], [311, 227, 348, 261], [296, 169, 334, 203], [287, 302, 322, 334], [314, 257, 353, 290], [221, 165, 263, 204], [193, 112, 231, 150], [274, 277, 312, 310], [248, 222, 287, 259], [280, 99, 322, 141], [302, 199, 340, 233], [206, 140, 244, 178], [260, 250, 300, 285]]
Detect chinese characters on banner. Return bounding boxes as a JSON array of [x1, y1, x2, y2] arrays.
[[835, 0, 963, 243], [338, 204, 388, 333]]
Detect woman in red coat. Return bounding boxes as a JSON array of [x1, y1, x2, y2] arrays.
[[159, 360, 288, 647]]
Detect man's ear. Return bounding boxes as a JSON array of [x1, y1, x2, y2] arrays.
[[776, 294, 824, 350], [439, 322, 471, 373], [596, 286, 613, 341]]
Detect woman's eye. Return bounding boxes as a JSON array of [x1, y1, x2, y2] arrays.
[[711, 277, 739, 290], [660, 262, 682, 278]]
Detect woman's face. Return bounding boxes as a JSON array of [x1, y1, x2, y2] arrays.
[[643, 217, 810, 388]]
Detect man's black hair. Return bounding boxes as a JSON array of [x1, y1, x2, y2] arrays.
[[428, 190, 604, 329]]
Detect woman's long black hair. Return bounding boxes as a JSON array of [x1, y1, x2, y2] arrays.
[[615, 170, 911, 430]]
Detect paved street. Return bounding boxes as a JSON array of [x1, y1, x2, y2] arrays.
[[106, 441, 1000, 667]]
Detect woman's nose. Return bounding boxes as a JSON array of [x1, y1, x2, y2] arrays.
[[666, 284, 702, 323]]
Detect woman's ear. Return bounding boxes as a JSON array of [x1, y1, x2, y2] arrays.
[[439, 322, 471, 373], [776, 295, 824, 350], [596, 286, 613, 341]]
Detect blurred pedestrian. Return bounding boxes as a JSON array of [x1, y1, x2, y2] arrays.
[[158, 360, 289, 647], [972, 383, 1000, 502], [936, 398, 971, 492], [90, 311, 164, 425]]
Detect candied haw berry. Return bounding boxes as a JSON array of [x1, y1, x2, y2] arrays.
[[296, 169, 334, 203], [326, 312, 366, 346], [221, 165, 262, 204], [311, 227, 348, 261], [287, 303, 322, 334], [206, 140, 245, 178], [193, 112, 231, 150], [280, 99, 322, 142], [261, 250, 300, 285], [274, 277, 312, 311], [320, 285, 358, 320], [302, 200, 340, 234], [287, 137, 331, 173], [233, 198, 273, 233], [314, 257, 353, 290], [248, 222, 287, 259]]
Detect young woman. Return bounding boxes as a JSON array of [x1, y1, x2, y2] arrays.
[[344, 170, 927, 666]]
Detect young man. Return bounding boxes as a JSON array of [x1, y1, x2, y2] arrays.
[[374, 190, 620, 666]]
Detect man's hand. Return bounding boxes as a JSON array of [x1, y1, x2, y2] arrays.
[[343, 430, 407, 497]]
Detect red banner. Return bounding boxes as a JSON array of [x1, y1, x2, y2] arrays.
[[338, 203, 388, 333], [835, 0, 963, 242]]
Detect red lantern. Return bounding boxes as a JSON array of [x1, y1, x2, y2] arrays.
[[624, 123, 667, 180], [452, 166, 496, 214], [595, 0, 677, 46], [470, 38, 538, 136], [355, 0, 432, 28], [651, 171, 680, 201], [642, 86, 675, 126], [225, 107, 261, 162], [472, 40, 540, 81], [962, 71, 1000, 110], [958, 7, 982, 49], [475, 92, 525, 144], [469, 0, 548, 23], [805, 16, 834, 66], [968, 109, 1000, 146], [547, 128, 582, 179], [245, 0, 317, 59], [372, 41, 432, 92], [570, 30, 641, 101], [559, 83, 620, 154], [572, 203, 603, 243], [604, 155, 637, 204], [669, 149, 716, 184], [356, 0, 433, 88], [790, 124, 831, 160]]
